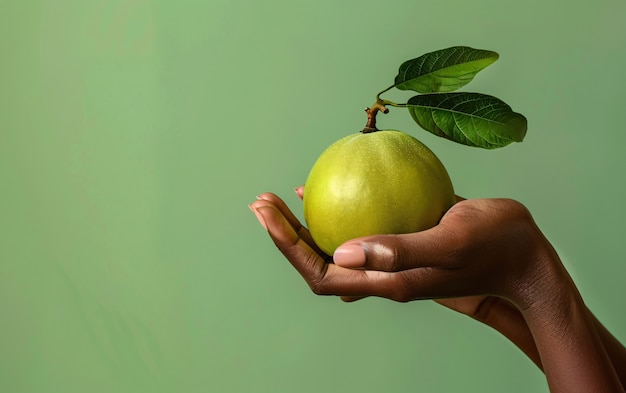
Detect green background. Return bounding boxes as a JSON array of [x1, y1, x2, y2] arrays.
[[2, 0, 625, 392]]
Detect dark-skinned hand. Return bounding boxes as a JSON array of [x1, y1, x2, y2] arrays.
[[249, 188, 625, 392]]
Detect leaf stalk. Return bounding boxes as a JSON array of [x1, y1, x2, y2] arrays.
[[375, 85, 395, 101], [363, 87, 407, 133]]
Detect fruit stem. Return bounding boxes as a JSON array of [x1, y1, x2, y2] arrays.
[[362, 86, 408, 133], [362, 100, 389, 133]]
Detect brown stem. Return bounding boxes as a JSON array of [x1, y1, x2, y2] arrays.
[[362, 100, 389, 133]]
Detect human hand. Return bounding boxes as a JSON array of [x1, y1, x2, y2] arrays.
[[249, 190, 555, 309], [249, 190, 626, 391]]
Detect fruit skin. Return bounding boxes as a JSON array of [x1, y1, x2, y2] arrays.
[[303, 130, 455, 256]]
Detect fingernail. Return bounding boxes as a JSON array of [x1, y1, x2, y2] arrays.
[[249, 205, 268, 231], [333, 244, 366, 268]]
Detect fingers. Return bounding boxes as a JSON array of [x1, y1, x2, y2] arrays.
[[250, 202, 400, 298], [255, 193, 302, 233], [253, 192, 322, 255], [251, 191, 480, 302], [250, 198, 475, 302], [250, 198, 434, 300], [250, 198, 330, 273], [251, 194, 542, 304], [295, 185, 304, 200]]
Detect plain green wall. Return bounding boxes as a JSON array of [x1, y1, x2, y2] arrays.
[[2, 0, 625, 392]]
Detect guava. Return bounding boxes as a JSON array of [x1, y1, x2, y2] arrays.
[[303, 130, 455, 256]]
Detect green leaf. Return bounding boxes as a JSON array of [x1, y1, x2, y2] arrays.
[[394, 46, 499, 93], [407, 92, 527, 149]]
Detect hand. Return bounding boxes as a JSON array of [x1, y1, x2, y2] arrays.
[[250, 190, 554, 308], [249, 189, 626, 391], [269, 188, 540, 351], [250, 189, 545, 362]]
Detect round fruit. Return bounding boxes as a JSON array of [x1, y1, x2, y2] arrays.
[[303, 130, 455, 255]]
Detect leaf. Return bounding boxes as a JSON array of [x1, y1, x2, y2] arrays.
[[407, 92, 527, 149], [394, 46, 499, 93]]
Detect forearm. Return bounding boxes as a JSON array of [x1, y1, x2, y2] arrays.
[[475, 296, 626, 387], [593, 313, 626, 386], [517, 253, 623, 392], [525, 292, 622, 391]]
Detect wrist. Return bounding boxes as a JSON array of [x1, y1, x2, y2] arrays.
[[509, 236, 577, 315]]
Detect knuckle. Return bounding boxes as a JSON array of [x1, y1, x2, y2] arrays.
[[307, 264, 330, 296], [494, 198, 533, 221], [439, 228, 471, 267], [389, 275, 414, 303], [309, 280, 326, 295], [307, 273, 327, 295], [284, 247, 332, 296], [385, 243, 402, 272], [391, 290, 413, 303], [364, 237, 403, 272]]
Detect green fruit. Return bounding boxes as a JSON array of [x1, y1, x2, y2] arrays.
[[303, 130, 455, 255]]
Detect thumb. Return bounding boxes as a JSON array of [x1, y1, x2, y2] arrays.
[[333, 226, 456, 272]]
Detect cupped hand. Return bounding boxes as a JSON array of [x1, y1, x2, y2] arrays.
[[250, 190, 626, 389], [249, 189, 556, 310]]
